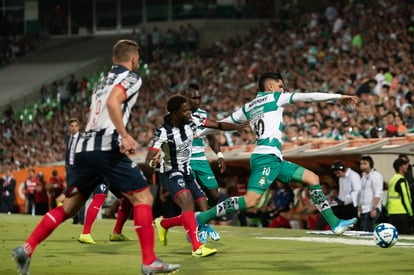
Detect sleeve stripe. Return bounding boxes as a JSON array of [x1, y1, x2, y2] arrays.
[[230, 114, 241, 124], [289, 93, 295, 104], [148, 147, 160, 151], [203, 118, 208, 127], [115, 84, 127, 99]]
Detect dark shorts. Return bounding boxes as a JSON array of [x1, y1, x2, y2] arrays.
[[93, 182, 109, 196], [65, 150, 147, 200], [159, 169, 206, 203]]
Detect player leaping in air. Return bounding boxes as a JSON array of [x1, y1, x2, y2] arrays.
[[195, 72, 359, 235]]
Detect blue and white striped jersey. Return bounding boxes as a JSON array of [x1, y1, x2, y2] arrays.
[[76, 65, 142, 152], [149, 114, 206, 175]]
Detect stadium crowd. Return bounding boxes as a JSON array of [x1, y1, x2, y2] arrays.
[[0, 34, 42, 67], [1, 0, 414, 195], [2, 0, 414, 173]]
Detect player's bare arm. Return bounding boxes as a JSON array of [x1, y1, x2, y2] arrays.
[[206, 134, 226, 173], [145, 148, 161, 168], [291, 92, 358, 109], [205, 119, 248, 132], [107, 86, 137, 154]]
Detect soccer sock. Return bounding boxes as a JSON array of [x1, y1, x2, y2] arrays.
[[82, 194, 106, 234], [113, 198, 132, 234], [23, 206, 68, 257], [181, 211, 201, 251], [133, 204, 156, 265], [308, 185, 339, 228], [198, 196, 247, 224], [160, 215, 183, 229]]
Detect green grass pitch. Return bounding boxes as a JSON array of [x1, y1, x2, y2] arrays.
[[1, 213, 413, 274]]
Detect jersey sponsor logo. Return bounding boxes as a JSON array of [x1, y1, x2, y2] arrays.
[[250, 107, 265, 123], [177, 139, 192, 151], [131, 162, 137, 168], [246, 94, 273, 111], [207, 176, 215, 180]]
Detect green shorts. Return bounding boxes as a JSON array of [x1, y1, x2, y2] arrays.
[[248, 154, 304, 195], [190, 159, 218, 190]]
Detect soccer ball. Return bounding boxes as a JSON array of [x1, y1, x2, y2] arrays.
[[373, 223, 398, 248]]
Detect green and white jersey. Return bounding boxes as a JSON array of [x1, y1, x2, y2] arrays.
[[230, 91, 295, 159], [191, 108, 209, 161]]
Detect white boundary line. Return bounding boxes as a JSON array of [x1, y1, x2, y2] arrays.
[[256, 236, 414, 247]]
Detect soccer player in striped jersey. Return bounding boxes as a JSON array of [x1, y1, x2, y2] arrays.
[[195, 72, 359, 236], [183, 83, 224, 241], [12, 39, 180, 275], [146, 95, 246, 257]]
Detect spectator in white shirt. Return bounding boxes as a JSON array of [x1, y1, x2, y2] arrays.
[[358, 155, 383, 232], [315, 161, 362, 230], [331, 161, 362, 219]]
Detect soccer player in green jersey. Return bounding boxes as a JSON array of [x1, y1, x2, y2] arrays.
[[195, 72, 359, 235], [183, 83, 224, 241]]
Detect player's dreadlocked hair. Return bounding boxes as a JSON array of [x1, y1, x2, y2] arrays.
[[167, 95, 188, 113], [258, 72, 284, 92]]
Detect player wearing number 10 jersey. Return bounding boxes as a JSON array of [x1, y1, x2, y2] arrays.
[[195, 72, 360, 236]]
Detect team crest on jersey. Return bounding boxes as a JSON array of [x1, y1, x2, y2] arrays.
[[100, 184, 107, 193], [120, 80, 131, 90], [177, 178, 185, 188], [258, 176, 266, 186]]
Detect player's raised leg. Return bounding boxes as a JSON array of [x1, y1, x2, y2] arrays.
[[300, 168, 357, 235]]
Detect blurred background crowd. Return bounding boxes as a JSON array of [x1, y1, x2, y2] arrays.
[[2, 0, 414, 173]]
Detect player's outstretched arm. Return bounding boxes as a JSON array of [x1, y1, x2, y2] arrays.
[[291, 92, 358, 108], [196, 116, 234, 137], [204, 118, 248, 132], [339, 95, 358, 108]]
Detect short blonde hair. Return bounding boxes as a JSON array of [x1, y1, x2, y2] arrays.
[[113, 39, 139, 63]]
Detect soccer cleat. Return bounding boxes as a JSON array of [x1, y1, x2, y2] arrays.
[[204, 224, 220, 241], [11, 246, 31, 275], [332, 218, 358, 235], [141, 258, 180, 275], [185, 226, 207, 244], [109, 233, 131, 242], [199, 227, 208, 244], [154, 218, 168, 246], [194, 212, 203, 227], [78, 233, 96, 244], [192, 244, 218, 258]]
